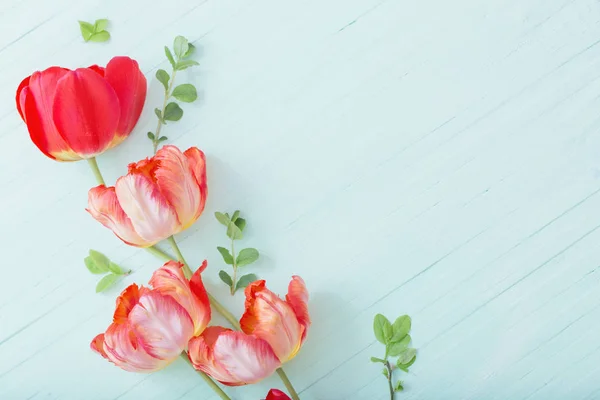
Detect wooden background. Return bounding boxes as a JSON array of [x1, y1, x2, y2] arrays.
[[2, 0, 600, 399]]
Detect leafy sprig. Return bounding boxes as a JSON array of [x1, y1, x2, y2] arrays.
[[148, 35, 199, 153], [215, 210, 260, 295], [84, 249, 131, 293], [371, 314, 417, 399], [78, 19, 110, 43]]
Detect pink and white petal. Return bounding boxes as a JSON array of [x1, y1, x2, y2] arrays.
[[115, 173, 181, 244], [102, 323, 167, 373], [90, 333, 109, 360], [128, 291, 194, 360], [104, 56, 147, 136], [183, 147, 208, 220], [154, 146, 202, 229], [240, 281, 303, 363], [149, 260, 211, 336], [285, 276, 310, 342], [87, 185, 151, 247], [52, 68, 120, 157], [188, 327, 239, 385]]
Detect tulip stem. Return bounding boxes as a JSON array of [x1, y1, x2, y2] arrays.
[[180, 353, 231, 400], [276, 368, 301, 400], [167, 236, 192, 277], [87, 157, 105, 186]]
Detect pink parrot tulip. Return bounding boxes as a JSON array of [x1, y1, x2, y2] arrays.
[[87, 145, 207, 247], [91, 261, 211, 372]]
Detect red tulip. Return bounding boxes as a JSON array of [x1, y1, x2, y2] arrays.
[[266, 389, 291, 400], [16, 56, 146, 161]]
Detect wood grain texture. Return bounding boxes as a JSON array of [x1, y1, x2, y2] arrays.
[[1, 0, 600, 398]]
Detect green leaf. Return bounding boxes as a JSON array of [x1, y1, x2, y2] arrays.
[[171, 84, 197, 103], [373, 314, 392, 344], [226, 222, 243, 240], [94, 19, 109, 31], [156, 69, 170, 91], [397, 348, 417, 367], [391, 315, 411, 342], [395, 381, 404, 392], [388, 335, 411, 357], [88, 250, 110, 271], [218, 270, 232, 288], [184, 43, 195, 58], [175, 60, 200, 71], [164, 46, 176, 68], [163, 102, 183, 122], [236, 274, 258, 291], [382, 368, 388, 377], [234, 217, 246, 231], [96, 274, 119, 293], [84, 256, 108, 274], [217, 246, 233, 265], [173, 36, 189, 59], [158, 136, 168, 142], [78, 21, 95, 41], [154, 108, 164, 123], [370, 357, 385, 363], [147, 132, 155, 140], [237, 248, 259, 267], [215, 212, 231, 226], [108, 262, 124, 275], [89, 31, 110, 43], [231, 210, 240, 222]]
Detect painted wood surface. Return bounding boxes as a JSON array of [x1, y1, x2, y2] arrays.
[[1, 0, 600, 399]]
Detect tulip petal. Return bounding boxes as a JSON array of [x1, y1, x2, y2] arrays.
[[240, 281, 303, 363], [103, 322, 167, 373], [129, 291, 194, 361], [52, 68, 120, 157], [87, 185, 151, 247], [112, 284, 142, 325], [154, 146, 202, 229], [16, 75, 30, 121], [23, 67, 80, 161], [266, 389, 291, 400], [115, 173, 180, 244], [285, 276, 310, 343], [149, 261, 211, 335], [88, 65, 105, 76], [105, 56, 147, 136], [188, 327, 281, 386], [183, 147, 208, 221], [90, 333, 109, 360]]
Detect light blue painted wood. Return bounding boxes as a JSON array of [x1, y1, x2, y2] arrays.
[[1, 0, 599, 398]]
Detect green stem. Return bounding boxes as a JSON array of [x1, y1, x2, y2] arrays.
[[276, 368, 301, 400], [230, 238, 237, 295], [167, 236, 192, 277], [180, 353, 231, 400], [152, 68, 178, 154], [385, 361, 394, 400], [87, 157, 105, 186]]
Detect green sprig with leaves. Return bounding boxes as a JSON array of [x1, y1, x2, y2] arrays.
[[214, 210, 260, 295], [371, 314, 417, 399], [84, 250, 131, 293], [78, 19, 110, 43], [148, 35, 200, 154]]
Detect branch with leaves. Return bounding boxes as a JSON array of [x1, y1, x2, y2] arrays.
[[215, 210, 260, 295], [371, 314, 417, 399], [148, 35, 199, 154], [84, 249, 131, 293]]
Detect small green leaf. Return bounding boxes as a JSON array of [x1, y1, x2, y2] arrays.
[[388, 335, 411, 357], [215, 212, 231, 226], [156, 69, 170, 91], [236, 273, 258, 291], [147, 132, 155, 140], [373, 314, 392, 344], [163, 102, 183, 122], [89, 250, 110, 270], [227, 222, 243, 240], [171, 84, 197, 102], [391, 315, 411, 342], [108, 262, 124, 275], [164, 46, 176, 68], [84, 256, 108, 274], [234, 217, 246, 231], [217, 246, 233, 265], [175, 60, 200, 71], [173, 36, 189, 59], [158, 136, 168, 142], [395, 381, 404, 392], [397, 348, 417, 367], [231, 210, 240, 222], [94, 19, 109, 31], [78, 21, 95, 41], [96, 274, 119, 293], [382, 368, 388, 377], [370, 357, 385, 363], [218, 270, 232, 288], [154, 108, 164, 123], [237, 248, 259, 267], [184, 43, 195, 58], [89, 31, 110, 43]]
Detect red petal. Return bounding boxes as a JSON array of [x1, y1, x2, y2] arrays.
[[90, 333, 109, 360], [266, 389, 291, 400], [16, 75, 30, 121], [88, 65, 105, 76], [104, 56, 147, 136], [113, 284, 142, 324], [52, 68, 120, 158]]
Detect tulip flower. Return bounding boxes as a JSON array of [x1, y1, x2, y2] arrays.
[[266, 389, 291, 400], [188, 276, 309, 386], [87, 145, 207, 247], [91, 261, 211, 372], [16, 56, 146, 161]]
